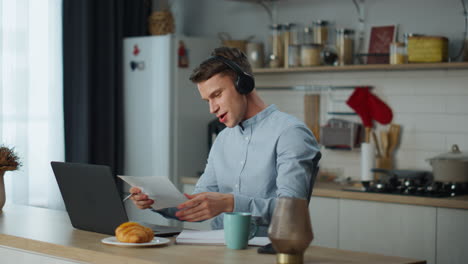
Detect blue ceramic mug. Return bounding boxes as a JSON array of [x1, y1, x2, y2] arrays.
[[224, 212, 258, 250]]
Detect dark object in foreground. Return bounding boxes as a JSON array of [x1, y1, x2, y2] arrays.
[[258, 243, 276, 254]]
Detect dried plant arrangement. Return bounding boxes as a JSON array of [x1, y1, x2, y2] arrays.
[[0, 145, 21, 171]]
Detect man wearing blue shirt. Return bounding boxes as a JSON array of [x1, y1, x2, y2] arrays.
[[131, 47, 320, 236]]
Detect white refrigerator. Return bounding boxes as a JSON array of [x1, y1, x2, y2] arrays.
[[122, 35, 218, 224]]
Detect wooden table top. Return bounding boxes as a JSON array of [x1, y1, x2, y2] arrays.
[[0, 205, 425, 264]]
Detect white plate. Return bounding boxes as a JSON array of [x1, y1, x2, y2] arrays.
[[101, 236, 171, 247]]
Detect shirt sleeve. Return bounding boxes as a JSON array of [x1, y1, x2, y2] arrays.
[[232, 124, 320, 226]]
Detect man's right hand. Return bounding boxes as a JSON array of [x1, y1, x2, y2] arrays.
[[129, 187, 154, 209]]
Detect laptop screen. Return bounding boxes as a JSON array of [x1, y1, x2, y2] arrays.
[[51, 161, 128, 235]]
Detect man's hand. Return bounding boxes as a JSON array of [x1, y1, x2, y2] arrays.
[[175, 192, 234, 222], [129, 187, 154, 209]]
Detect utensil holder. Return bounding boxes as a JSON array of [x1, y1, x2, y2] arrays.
[[375, 156, 393, 181]]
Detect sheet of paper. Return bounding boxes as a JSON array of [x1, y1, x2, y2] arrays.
[[175, 229, 270, 246], [118, 175, 187, 210]]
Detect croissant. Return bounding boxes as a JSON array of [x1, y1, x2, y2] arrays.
[[115, 222, 154, 243]]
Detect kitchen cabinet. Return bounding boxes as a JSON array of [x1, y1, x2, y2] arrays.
[[309, 196, 339, 248], [436, 208, 468, 264], [339, 199, 436, 264], [310, 196, 468, 264]]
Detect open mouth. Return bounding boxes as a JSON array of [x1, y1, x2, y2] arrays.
[[218, 113, 227, 123]]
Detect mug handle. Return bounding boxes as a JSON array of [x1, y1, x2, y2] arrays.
[[248, 222, 258, 240]]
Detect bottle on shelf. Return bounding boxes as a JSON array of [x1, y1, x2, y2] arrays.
[[389, 42, 407, 64], [336, 28, 355, 65], [268, 24, 284, 68]]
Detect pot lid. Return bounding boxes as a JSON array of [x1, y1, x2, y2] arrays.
[[429, 144, 468, 161]]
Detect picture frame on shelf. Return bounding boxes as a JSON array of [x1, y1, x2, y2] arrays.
[[366, 25, 397, 64]]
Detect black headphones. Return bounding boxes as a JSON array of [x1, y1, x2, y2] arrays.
[[207, 55, 255, 95]]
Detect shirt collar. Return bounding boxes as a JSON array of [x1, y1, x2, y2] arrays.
[[239, 104, 277, 130]]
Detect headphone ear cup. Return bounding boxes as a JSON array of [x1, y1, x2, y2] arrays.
[[237, 74, 255, 94]]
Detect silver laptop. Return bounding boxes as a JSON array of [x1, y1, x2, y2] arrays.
[[51, 161, 182, 236]]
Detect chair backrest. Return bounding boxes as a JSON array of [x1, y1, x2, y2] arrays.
[[307, 151, 322, 204]]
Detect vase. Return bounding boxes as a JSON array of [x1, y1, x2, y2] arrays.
[[268, 197, 313, 264], [0, 170, 5, 211]]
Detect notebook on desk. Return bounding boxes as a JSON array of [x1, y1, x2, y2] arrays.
[[50, 161, 182, 237]]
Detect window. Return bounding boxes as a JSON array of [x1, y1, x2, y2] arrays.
[[0, 0, 64, 209]]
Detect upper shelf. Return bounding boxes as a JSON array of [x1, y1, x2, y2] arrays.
[[252, 62, 468, 74]]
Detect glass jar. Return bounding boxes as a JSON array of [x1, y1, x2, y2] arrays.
[[336, 28, 355, 65], [300, 44, 322, 66], [246, 42, 264, 68], [321, 44, 338, 66], [303, 26, 314, 45], [287, 23, 302, 45], [390, 42, 407, 64], [288, 44, 301, 67], [313, 20, 329, 45], [268, 24, 284, 68]]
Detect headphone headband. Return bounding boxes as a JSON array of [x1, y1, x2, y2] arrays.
[[207, 55, 255, 94]]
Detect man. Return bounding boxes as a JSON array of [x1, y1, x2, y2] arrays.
[[130, 47, 320, 236]]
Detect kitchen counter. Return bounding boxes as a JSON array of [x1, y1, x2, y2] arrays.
[[0, 205, 425, 264], [180, 177, 468, 210]]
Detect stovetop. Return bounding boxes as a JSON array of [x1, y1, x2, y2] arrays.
[[349, 180, 468, 197]]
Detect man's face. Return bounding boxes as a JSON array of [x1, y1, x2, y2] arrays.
[[197, 73, 247, 128]]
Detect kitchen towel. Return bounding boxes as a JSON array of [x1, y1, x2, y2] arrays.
[[361, 142, 375, 182]]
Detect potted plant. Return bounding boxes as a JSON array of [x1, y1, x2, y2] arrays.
[[0, 145, 21, 211]]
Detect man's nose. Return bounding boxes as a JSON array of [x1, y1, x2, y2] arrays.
[[209, 101, 219, 114]]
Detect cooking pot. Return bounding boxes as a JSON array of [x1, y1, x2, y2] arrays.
[[427, 144, 468, 183]]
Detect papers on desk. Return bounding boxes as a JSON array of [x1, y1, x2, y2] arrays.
[[175, 229, 271, 246], [118, 175, 187, 210]]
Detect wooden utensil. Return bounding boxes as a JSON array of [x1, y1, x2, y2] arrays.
[[380, 130, 389, 158], [371, 130, 382, 158], [388, 124, 401, 156], [304, 94, 321, 142], [365, 127, 372, 143]]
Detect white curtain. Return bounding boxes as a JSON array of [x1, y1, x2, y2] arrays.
[[0, 0, 65, 210]]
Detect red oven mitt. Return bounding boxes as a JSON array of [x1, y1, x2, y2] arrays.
[[346, 87, 393, 126], [368, 90, 393, 125], [346, 87, 373, 127]]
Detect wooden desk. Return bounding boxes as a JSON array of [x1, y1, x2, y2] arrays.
[[0, 205, 425, 264]]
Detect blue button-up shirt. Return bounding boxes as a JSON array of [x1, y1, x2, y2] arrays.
[[193, 104, 320, 235]]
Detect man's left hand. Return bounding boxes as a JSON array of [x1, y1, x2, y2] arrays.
[[175, 192, 234, 222]]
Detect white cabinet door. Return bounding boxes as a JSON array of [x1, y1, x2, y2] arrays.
[[181, 184, 213, 230], [339, 199, 436, 264], [436, 207, 468, 264], [309, 196, 339, 248]]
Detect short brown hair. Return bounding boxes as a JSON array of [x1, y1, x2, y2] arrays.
[[189, 47, 253, 84]]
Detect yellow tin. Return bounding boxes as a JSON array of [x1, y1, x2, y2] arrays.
[[407, 36, 448, 63]]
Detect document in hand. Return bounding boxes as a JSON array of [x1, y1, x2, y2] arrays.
[[118, 175, 187, 210], [175, 229, 270, 246]]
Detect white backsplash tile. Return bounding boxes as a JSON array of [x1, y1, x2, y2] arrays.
[[445, 96, 468, 114], [256, 69, 468, 180], [445, 134, 468, 152]]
